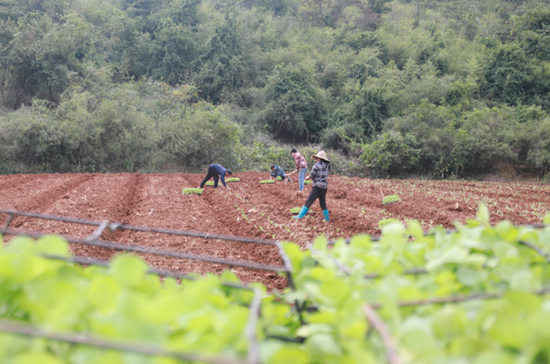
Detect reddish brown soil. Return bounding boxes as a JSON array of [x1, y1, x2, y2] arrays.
[[1, 172, 549, 289]]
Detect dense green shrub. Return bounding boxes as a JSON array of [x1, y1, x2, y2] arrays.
[[262, 63, 326, 141]]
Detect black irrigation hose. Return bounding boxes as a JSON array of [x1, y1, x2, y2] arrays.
[[0, 208, 278, 246], [1, 228, 286, 273]]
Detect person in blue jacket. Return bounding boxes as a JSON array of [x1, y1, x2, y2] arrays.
[[270, 165, 291, 183], [199, 164, 233, 190]]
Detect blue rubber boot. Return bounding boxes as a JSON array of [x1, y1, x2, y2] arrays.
[[293, 206, 309, 219], [323, 210, 329, 222]]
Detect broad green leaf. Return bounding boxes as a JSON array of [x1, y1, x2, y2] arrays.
[[426, 246, 469, 270], [406, 220, 424, 239], [476, 203, 489, 225], [36, 235, 70, 257], [312, 236, 328, 251], [456, 267, 487, 287], [349, 234, 372, 249], [87, 276, 121, 313], [487, 317, 532, 348], [306, 333, 342, 357], [110, 254, 148, 287], [267, 346, 307, 364], [13, 352, 63, 364], [296, 324, 332, 337], [472, 351, 514, 364]]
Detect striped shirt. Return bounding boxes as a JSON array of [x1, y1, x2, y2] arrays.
[[310, 160, 329, 189]]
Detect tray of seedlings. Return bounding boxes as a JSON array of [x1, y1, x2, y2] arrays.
[[182, 188, 203, 196], [204, 177, 241, 187]]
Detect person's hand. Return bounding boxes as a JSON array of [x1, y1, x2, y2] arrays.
[[305, 175, 310, 180]]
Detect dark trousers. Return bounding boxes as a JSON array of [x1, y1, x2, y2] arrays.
[[200, 166, 219, 188], [304, 186, 328, 210]]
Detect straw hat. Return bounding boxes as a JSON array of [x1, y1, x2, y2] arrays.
[[312, 150, 330, 162]]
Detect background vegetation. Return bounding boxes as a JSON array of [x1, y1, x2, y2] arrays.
[[1, 0, 550, 179]]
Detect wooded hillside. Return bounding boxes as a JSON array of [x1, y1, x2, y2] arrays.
[[1, 0, 549, 179]]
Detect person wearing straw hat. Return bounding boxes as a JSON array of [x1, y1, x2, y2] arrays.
[[293, 151, 330, 222]]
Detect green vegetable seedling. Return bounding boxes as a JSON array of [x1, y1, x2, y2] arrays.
[[382, 195, 401, 205]]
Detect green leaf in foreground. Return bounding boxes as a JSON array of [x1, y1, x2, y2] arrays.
[[378, 218, 400, 229]]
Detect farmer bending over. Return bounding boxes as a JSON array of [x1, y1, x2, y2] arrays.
[[199, 164, 232, 190], [294, 151, 330, 222], [270, 165, 291, 183]]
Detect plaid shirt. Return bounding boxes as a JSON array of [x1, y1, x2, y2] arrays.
[[309, 160, 329, 188], [293, 153, 307, 170]]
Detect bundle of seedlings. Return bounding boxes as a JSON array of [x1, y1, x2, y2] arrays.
[[182, 188, 203, 195]]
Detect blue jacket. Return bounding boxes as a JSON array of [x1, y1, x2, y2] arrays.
[[270, 166, 287, 179], [210, 164, 228, 186]]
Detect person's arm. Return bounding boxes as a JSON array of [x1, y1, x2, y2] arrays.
[[309, 163, 319, 181], [220, 172, 228, 188]]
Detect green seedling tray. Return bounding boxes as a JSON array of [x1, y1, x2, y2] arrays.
[[259, 180, 275, 184], [182, 188, 203, 195]]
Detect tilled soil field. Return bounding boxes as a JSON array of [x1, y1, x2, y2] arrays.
[[1, 172, 549, 289]]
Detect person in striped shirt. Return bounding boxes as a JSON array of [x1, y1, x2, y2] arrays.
[[293, 151, 330, 222]]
